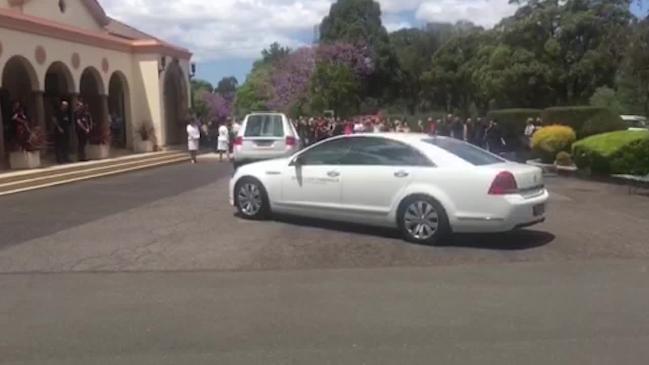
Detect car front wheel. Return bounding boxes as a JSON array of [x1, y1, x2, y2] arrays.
[[235, 178, 269, 220], [398, 195, 449, 245]]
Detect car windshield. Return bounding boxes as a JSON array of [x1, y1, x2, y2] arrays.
[[424, 138, 505, 166], [244, 115, 284, 137]]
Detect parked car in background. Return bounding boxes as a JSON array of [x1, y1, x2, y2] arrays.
[[230, 134, 549, 245], [622, 115, 648, 130], [233, 113, 301, 169]]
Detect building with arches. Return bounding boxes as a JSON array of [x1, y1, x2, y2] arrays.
[[0, 0, 192, 168]]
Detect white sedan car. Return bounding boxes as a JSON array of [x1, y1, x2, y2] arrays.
[[229, 134, 548, 245]]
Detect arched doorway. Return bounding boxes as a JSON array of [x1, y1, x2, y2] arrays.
[[1, 56, 40, 166], [79, 67, 106, 133], [44, 62, 75, 159], [163, 61, 188, 146], [108, 72, 130, 149]]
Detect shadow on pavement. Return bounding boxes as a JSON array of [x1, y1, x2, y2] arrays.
[[444, 230, 555, 251], [268, 214, 554, 251]]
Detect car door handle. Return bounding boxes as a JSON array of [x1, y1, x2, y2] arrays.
[[327, 170, 340, 178], [394, 170, 409, 178]]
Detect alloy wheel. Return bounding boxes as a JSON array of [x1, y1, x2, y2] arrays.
[[403, 200, 439, 240], [238, 183, 263, 216]]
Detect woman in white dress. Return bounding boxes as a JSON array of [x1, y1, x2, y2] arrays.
[[217, 122, 230, 162], [186, 119, 201, 164]]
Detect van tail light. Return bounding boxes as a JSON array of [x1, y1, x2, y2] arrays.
[[234, 136, 243, 146], [488, 171, 518, 195], [285, 136, 297, 147]]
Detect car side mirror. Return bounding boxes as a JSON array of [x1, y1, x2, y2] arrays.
[[292, 154, 305, 167]]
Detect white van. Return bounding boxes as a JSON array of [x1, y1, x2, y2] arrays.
[[621, 115, 648, 130], [232, 113, 301, 169]]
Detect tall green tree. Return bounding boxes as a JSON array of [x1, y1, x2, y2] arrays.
[[215, 76, 239, 97], [309, 63, 362, 117], [320, 0, 400, 100], [261, 42, 290, 64], [617, 17, 649, 116]]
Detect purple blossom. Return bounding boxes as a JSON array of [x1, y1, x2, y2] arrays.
[[203, 92, 232, 122], [268, 47, 316, 112], [316, 42, 375, 77]]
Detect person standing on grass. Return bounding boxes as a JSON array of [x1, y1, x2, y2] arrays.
[[217, 121, 230, 162], [186, 118, 200, 164]]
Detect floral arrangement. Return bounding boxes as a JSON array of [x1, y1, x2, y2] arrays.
[[137, 122, 155, 141], [17, 125, 47, 152]]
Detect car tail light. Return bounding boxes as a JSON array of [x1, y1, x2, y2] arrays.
[[285, 136, 297, 147], [488, 171, 518, 195], [234, 136, 243, 146]]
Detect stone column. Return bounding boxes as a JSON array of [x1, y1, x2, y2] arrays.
[[0, 108, 5, 169], [69, 94, 79, 152], [99, 94, 109, 129], [33, 91, 46, 132]]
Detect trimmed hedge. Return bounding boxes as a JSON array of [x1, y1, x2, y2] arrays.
[[610, 138, 649, 176], [487, 109, 542, 148], [541, 106, 626, 138], [572, 130, 649, 175]]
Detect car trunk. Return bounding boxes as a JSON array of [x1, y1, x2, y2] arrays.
[[485, 162, 545, 194], [242, 115, 288, 154], [241, 136, 287, 154]]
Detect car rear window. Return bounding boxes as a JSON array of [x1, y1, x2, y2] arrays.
[[244, 115, 284, 137], [423, 138, 505, 166]]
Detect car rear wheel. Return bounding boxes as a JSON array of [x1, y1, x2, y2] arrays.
[[398, 195, 449, 245], [235, 178, 269, 220]]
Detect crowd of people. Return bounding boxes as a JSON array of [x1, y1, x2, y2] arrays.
[[186, 118, 241, 163], [185, 113, 546, 165], [291, 114, 540, 154]]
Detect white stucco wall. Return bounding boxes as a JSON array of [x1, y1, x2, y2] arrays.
[[133, 54, 164, 145], [1, 0, 104, 32], [0, 2, 192, 149], [0, 28, 145, 148]]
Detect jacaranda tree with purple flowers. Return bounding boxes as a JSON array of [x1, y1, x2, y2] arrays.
[[267, 47, 316, 115], [203, 92, 232, 123]]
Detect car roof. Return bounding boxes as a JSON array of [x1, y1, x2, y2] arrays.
[[246, 112, 286, 116], [330, 133, 479, 167]]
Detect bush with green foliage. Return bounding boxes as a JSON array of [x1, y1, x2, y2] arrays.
[[610, 138, 649, 176], [555, 151, 574, 166], [531, 125, 577, 163], [541, 106, 626, 138], [589, 87, 624, 115], [572, 130, 649, 175]]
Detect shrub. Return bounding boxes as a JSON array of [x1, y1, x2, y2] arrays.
[[610, 138, 649, 176], [487, 108, 542, 145], [541, 106, 625, 138], [572, 130, 649, 175], [555, 151, 573, 166], [532, 125, 577, 163]]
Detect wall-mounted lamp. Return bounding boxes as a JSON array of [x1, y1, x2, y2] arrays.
[[189, 63, 197, 79], [158, 56, 167, 75]]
